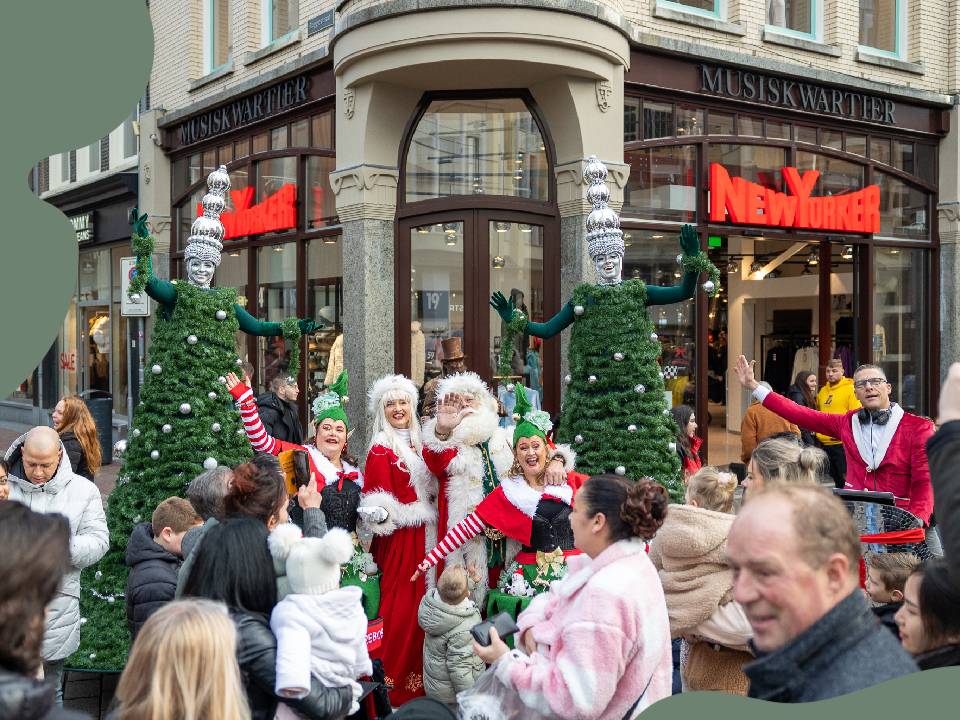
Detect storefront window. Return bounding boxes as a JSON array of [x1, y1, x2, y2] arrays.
[[677, 106, 704, 137], [306, 156, 337, 229], [796, 151, 864, 195], [622, 145, 697, 222], [767, 0, 814, 35], [876, 171, 929, 241], [707, 111, 734, 135], [111, 247, 129, 414], [766, 120, 791, 140], [738, 116, 762, 137], [256, 157, 297, 236], [59, 298, 78, 398], [916, 144, 936, 184], [871, 137, 891, 165], [79, 249, 110, 302], [894, 141, 914, 174], [708, 144, 788, 191], [644, 102, 674, 139], [291, 119, 309, 147], [82, 308, 111, 395], [217, 248, 249, 361], [411, 223, 465, 387], [874, 247, 927, 414], [306, 239, 343, 411], [312, 112, 333, 149], [257, 242, 297, 393], [405, 98, 548, 202], [847, 134, 867, 157], [860, 0, 899, 54], [797, 126, 818, 145], [488, 222, 545, 398]]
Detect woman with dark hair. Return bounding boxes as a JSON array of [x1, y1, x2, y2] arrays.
[[471, 475, 673, 719], [787, 372, 818, 446], [669, 405, 701, 478], [895, 559, 960, 669], [51, 396, 102, 481], [0, 501, 85, 719], [182, 518, 352, 720], [224, 462, 290, 530], [0, 459, 9, 501]]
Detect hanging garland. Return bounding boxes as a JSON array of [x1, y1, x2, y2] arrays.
[[497, 309, 528, 377], [681, 251, 721, 296], [280, 317, 303, 378]]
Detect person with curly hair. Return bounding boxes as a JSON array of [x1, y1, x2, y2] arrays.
[[51, 396, 102, 481]]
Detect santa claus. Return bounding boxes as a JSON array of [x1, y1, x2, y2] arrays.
[[421, 372, 567, 602]]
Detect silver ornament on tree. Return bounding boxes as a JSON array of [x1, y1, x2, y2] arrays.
[[628, 424, 637, 432], [650, 333, 659, 342], [162, 424, 172, 433], [676, 254, 684, 266], [179, 403, 192, 414], [573, 305, 585, 316], [219, 376, 227, 384], [113, 439, 127, 458], [668, 441, 677, 452], [150, 450, 160, 460], [635, 384, 645, 394], [613, 352, 624, 361], [588, 375, 597, 384], [208, 391, 218, 400], [132, 428, 140, 437], [215, 310, 227, 320], [212, 422, 222, 433], [615, 465, 626, 476], [187, 335, 198, 345], [95, 571, 103, 580], [151, 364, 162, 374], [702, 280, 716, 294], [574, 434, 584, 443], [564, 374, 572, 384], [203, 457, 218, 470], [236, 358, 243, 366]]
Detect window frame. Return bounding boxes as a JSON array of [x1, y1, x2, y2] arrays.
[[764, 0, 821, 41], [657, 0, 724, 20], [858, 0, 906, 58], [203, 0, 231, 75], [262, 0, 299, 46]]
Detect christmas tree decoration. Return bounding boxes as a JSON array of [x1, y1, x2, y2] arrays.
[[218, 376, 227, 384], [702, 280, 716, 294], [573, 305, 584, 316], [162, 424, 172, 433], [151, 364, 162, 374], [650, 332, 658, 341], [187, 334, 198, 345], [211, 422, 222, 433], [613, 352, 624, 361], [574, 434, 584, 443], [131, 429, 140, 438], [615, 466, 626, 476], [215, 310, 227, 320], [635, 384, 646, 394], [588, 375, 597, 384], [628, 424, 637, 432], [203, 457, 218, 470], [113, 440, 127, 457], [668, 442, 677, 452], [179, 403, 192, 415], [564, 374, 572, 384], [207, 391, 218, 400], [150, 450, 160, 460]]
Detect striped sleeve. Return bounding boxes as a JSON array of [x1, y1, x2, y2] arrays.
[[422, 512, 485, 568], [229, 385, 279, 455]]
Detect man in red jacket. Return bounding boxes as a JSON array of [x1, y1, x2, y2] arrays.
[[733, 355, 934, 525]]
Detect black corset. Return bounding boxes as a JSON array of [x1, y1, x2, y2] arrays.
[[319, 479, 362, 532], [521, 497, 575, 554]]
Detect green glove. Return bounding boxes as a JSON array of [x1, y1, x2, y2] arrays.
[[490, 290, 515, 324], [130, 207, 149, 238], [679, 224, 700, 257], [298, 319, 322, 335]]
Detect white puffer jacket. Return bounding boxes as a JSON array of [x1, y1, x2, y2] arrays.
[[5, 433, 109, 661]]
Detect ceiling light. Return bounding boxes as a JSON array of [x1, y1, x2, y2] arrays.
[[492, 255, 505, 269], [841, 245, 854, 260], [807, 250, 819, 265], [518, 223, 533, 233], [323, 236, 337, 245], [766, 269, 780, 279], [726, 259, 739, 274], [442, 222, 458, 236], [417, 226, 429, 234], [273, 245, 284, 252], [495, 222, 511, 233], [750, 261, 763, 273]]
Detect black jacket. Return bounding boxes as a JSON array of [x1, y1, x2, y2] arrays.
[[786, 385, 816, 447], [745, 590, 917, 702], [916, 644, 960, 670], [59, 431, 93, 481], [927, 421, 960, 584], [256, 392, 304, 445], [0, 667, 89, 720], [872, 602, 901, 638], [232, 610, 352, 720], [125, 522, 179, 642]]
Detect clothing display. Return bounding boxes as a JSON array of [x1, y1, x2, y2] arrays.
[[791, 345, 819, 381], [411, 322, 426, 387], [324, 334, 344, 387]]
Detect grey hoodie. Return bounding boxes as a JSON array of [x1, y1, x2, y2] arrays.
[[417, 589, 486, 707]]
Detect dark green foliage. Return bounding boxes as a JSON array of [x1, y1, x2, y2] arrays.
[[554, 280, 684, 502], [70, 281, 253, 670]]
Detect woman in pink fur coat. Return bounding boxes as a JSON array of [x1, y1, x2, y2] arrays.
[[474, 475, 673, 719]]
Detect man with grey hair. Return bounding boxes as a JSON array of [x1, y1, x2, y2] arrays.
[[728, 484, 916, 701], [4, 426, 108, 703], [175, 466, 233, 596]]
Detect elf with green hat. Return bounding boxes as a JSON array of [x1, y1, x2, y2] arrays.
[[226, 369, 381, 619], [412, 386, 587, 619]]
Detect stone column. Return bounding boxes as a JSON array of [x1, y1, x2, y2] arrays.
[[330, 164, 399, 442], [554, 158, 628, 391], [938, 105, 960, 385]]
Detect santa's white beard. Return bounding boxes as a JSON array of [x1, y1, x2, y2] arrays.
[[451, 403, 500, 446]]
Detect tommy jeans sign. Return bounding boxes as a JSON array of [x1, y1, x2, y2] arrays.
[[709, 164, 880, 233], [699, 65, 896, 125]]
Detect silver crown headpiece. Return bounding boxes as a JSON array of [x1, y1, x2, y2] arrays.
[[184, 165, 230, 267], [583, 156, 624, 260]]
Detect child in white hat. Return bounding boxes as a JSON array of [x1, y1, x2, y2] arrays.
[[269, 525, 373, 717]]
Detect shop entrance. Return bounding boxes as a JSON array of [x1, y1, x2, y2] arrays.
[[80, 307, 112, 396]]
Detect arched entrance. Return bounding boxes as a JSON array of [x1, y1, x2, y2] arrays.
[[394, 92, 562, 412]]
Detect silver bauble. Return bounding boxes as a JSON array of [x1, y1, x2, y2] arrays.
[[179, 403, 192, 414], [215, 310, 227, 320], [208, 391, 218, 400], [677, 254, 684, 266], [506, 383, 515, 392], [80, 617, 88, 625], [237, 428, 245, 435], [151, 364, 162, 374], [113, 439, 127, 457], [162, 424, 172, 433], [236, 358, 243, 366], [663, 408, 670, 415], [203, 457, 218, 470], [95, 570, 103, 579], [615, 465, 626, 476], [628, 424, 637, 432], [588, 375, 597, 384], [635, 384, 646, 394], [89, 654, 97, 660], [107, 595, 115, 604], [212, 422, 222, 433], [613, 352, 624, 361], [564, 374, 572, 384], [668, 441, 677, 452], [131, 428, 140, 437], [150, 450, 160, 460], [702, 280, 716, 294], [586, 180, 610, 207], [574, 434, 584, 443], [187, 335, 198, 345], [219, 376, 227, 384], [573, 305, 585, 316], [650, 333, 659, 342]]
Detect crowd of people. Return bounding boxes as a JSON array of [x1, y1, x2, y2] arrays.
[[2, 354, 960, 720]]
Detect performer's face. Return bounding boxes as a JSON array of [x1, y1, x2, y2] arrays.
[[593, 251, 623, 284], [515, 435, 547, 477], [186, 258, 216, 288], [853, 369, 891, 411], [384, 397, 411, 430], [316, 419, 347, 458]]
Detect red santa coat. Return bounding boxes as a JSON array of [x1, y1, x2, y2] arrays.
[[760, 391, 934, 523], [359, 436, 438, 706]]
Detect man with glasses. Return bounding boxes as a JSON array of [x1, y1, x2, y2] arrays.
[[733, 356, 935, 529]]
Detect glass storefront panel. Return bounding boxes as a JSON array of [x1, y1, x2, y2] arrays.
[[111, 247, 128, 414], [312, 112, 333, 149], [82, 307, 111, 395], [708, 144, 788, 192], [255, 156, 298, 238], [217, 248, 249, 366], [257, 242, 297, 394], [622, 145, 697, 222], [676, 106, 704, 137], [643, 102, 674, 139], [306, 239, 343, 414], [59, 297, 78, 398], [795, 151, 865, 195], [876, 171, 929, 241], [405, 98, 548, 202], [488, 222, 545, 402], [306, 155, 337, 229], [708, 112, 734, 135], [874, 247, 928, 415], [411, 223, 465, 387], [79, 248, 110, 303], [738, 116, 762, 138], [871, 137, 892, 165]]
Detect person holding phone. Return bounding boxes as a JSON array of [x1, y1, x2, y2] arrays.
[[471, 475, 673, 720]]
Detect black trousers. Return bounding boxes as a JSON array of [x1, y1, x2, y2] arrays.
[[820, 442, 847, 489]]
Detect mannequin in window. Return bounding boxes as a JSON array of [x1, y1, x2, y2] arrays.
[[411, 321, 426, 388]]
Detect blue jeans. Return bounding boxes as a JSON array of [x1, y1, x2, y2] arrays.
[[42, 659, 64, 705]]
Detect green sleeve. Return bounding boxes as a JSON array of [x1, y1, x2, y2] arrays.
[[144, 276, 177, 306], [235, 305, 284, 337], [525, 301, 575, 339], [646, 268, 699, 306]]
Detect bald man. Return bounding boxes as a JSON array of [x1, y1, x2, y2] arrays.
[[5, 426, 108, 704]]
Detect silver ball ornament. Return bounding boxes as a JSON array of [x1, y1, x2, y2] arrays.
[[668, 441, 677, 452], [150, 450, 160, 460], [95, 571, 103, 580], [107, 595, 115, 604], [236, 358, 243, 366], [219, 376, 227, 384], [573, 305, 585, 316], [564, 374, 572, 384], [203, 457, 218, 470], [506, 383, 515, 392], [237, 428, 245, 435], [663, 408, 670, 415], [650, 332, 659, 342], [208, 391, 218, 400], [677, 254, 684, 266], [628, 424, 637, 432], [162, 424, 172, 433], [151, 364, 162, 375], [187, 335, 198, 345], [635, 384, 646, 394], [588, 375, 597, 384], [702, 280, 716, 294], [132, 428, 140, 437], [179, 403, 192, 414], [80, 617, 88, 625], [89, 654, 97, 660], [574, 434, 584, 443], [212, 422, 222, 433], [113, 439, 127, 457], [215, 310, 227, 320], [615, 465, 626, 476], [613, 352, 624, 361]]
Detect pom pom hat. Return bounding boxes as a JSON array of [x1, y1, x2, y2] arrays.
[[313, 370, 349, 427], [286, 527, 355, 595], [512, 383, 553, 446]]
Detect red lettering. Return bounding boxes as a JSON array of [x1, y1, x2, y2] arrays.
[[196, 184, 297, 240], [782, 167, 820, 200], [710, 164, 747, 223], [834, 195, 850, 231], [822, 196, 836, 228], [746, 181, 767, 224], [766, 187, 797, 226], [863, 185, 880, 233]]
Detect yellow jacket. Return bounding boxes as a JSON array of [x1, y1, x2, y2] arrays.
[[815, 377, 861, 444]]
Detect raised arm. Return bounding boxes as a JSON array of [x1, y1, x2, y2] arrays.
[[491, 291, 574, 339], [234, 305, 321, 338], [226, 372, 293, 456], [646, 224, 704, 307], [411, 512, 485, 579], [129, 212, 177, 306]]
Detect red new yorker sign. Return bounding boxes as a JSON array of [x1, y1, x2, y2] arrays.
[[709, 164, 880, 233], [197, 184, 297, 240]]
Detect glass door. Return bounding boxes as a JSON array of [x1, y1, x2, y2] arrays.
[[81, 307, 111, 395]]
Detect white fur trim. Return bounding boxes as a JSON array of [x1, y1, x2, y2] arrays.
[[436, 372, 490, 401], [268, 523, 304, 563], [548, 444, 577, 474], [359, 490, 438, 535], [499, 475, 574, 519], [367, 374, 418, 414], [306, 448, 364, 490]]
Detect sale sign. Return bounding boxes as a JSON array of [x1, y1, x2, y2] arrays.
[[709, 163, 880, 233]]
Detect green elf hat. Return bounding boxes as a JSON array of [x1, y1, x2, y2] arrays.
[[511, 383, 553, 446], [312, 370, 349, 426]]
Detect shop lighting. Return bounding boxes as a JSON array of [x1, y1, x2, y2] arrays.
[[442, 223, 458, 236], [841, 245, 854, 260], [766, 269, 780, 279], [890, 249, 900, 255], [496, 222, 511, 233], [323, 236, 337, 245], [726, 259, 739, 274], [519, 223, 533, 233], [652, 234, 664, 240], [807, 250, 819, 266], [446, 237, 457, 246], [228, 251, 241, 257], [273, 245, 284, 252], [417, 226, 430, 234], [750, 261, 763, 273], [492, 255, 505, 269]]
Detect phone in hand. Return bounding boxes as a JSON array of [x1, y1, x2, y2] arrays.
[[470, 611, 519, 647], [291, 450, 311, 489]]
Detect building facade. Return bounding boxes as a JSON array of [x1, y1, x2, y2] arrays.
[[63, 0, 960, 459]]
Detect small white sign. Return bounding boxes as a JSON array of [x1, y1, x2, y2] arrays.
[[121, 257, 152, 317]]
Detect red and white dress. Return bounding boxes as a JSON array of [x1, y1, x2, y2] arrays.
[[359, 432, 437, 706]]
